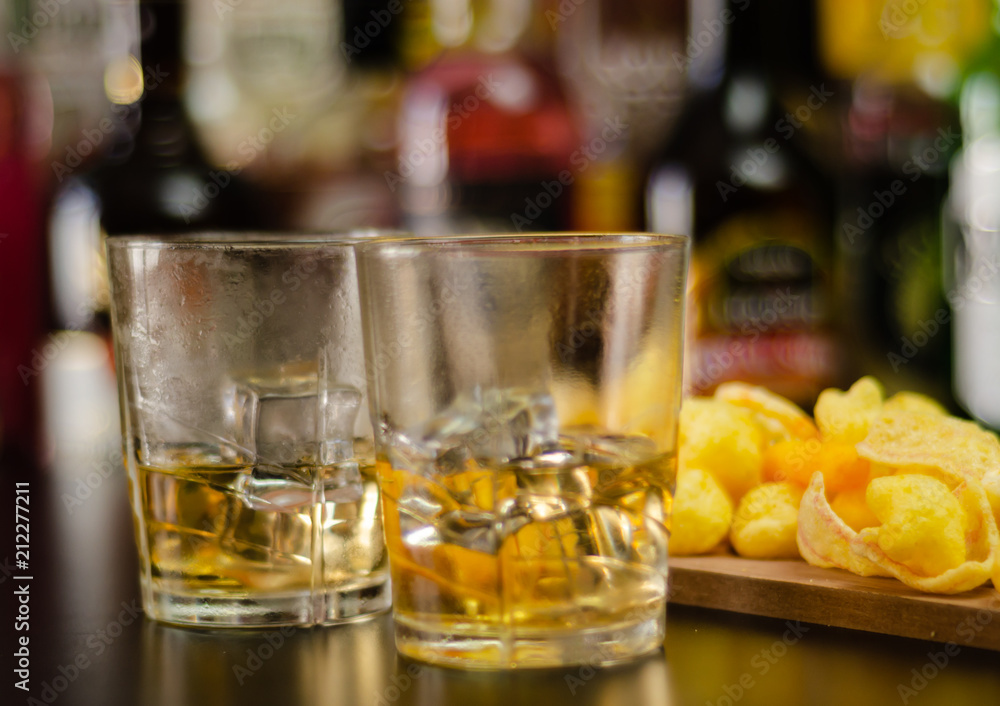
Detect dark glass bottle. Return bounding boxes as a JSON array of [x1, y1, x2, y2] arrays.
[[0, 0, 46, 462], [761, 0, 976, 410], [48, 0, 272, 331], [834, 85, 958, 408], [647, 0, 841, 408], [394, 0, 581, 234]]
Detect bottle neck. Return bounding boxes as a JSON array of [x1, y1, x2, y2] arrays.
[[125, 0, 202, 162], [711, 1, 776, 137], [723, 0, 766, 80], [136, 0, 184, 109], [688, 1, 769, 100]]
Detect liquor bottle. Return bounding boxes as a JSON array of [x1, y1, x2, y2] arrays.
[[834, 83, 960, 407], [787, 0, 990, 409], [0, 0, 46, 462], [647, 0, 841, 408], [946, 0, 1000, 426], [184, 0, 401, 232], [393, 0, 581, 234], [48, 0, 272, 332]]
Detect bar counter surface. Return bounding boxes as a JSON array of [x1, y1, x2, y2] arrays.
[[6, 452, 1000, 706], [3, 341, 999, 706]]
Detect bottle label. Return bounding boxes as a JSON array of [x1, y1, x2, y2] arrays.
[[686, 211, 839, 405]]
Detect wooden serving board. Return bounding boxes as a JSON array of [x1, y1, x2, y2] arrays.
[[668, 555, 1000, 651]]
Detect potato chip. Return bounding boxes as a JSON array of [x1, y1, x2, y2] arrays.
[[679, 377, 999, 596], [762, 439, 817, 484], [854, 480, 998, 594], [983, 474, 1000, 527], [679, 397, 763, 502], [814, 376, 884, 444], [882, 391, 948, 416], [829, 486, 880, 533], [730, 482, 803, 559], [714, 382, 818, 441], [863, 475, 966, 577], [814, 443, 871, 493], [867, 462, 897, 481], [669, 467, 733, 556], [763, 439, 869, 492], [797, 473, 890, 577], [857, 409, 1000, 522]]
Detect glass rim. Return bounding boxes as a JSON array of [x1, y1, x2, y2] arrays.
[[354, 232, 689, 256], [105, 229, 410, 251]]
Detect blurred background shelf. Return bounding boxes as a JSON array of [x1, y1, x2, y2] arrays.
[[7, 0, 1000, 472], [4, 443, 1000, 705]]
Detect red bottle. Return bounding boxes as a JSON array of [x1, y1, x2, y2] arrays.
[[0, 52, 45, 462]]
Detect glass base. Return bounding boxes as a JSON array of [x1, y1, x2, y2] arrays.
[[393, 608, 666, 669], [145, 577, 391, 627]]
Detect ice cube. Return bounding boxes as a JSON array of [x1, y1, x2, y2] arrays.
[[381, 408, 478, 481], [579, 434, 658, 491], [232, 371, 362, 467], [399, 388, 561, 473], [587, 504, 634, 562], [383, 425, 455, 477], [502, 450, 591, 499], [495, 497, 534, 540], [320, 386, 365, 465], [230, 371, 364, 511], [474, 388, 559, 460], [437, 509, 498, 553], [394, 474, 460, 523], [236, 467, 313, 511], [498, 493, 573, 524], [638, 515, 669, 575], [495, 477, 592, 548], [583, 434, 658, 468], [318, 461, 365, 504], [432, 444, 475, 476], [256, 394, 320, 464], [237, 460, 364, 512], [398, 507, 499, 555]]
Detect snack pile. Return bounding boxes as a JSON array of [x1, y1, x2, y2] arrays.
[[671, 377, 1000, 595]]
